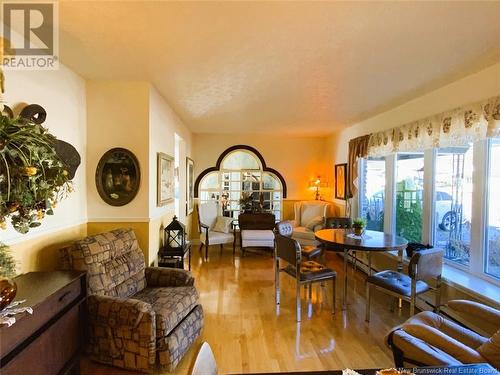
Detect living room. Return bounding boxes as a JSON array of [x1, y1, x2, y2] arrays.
[[0, 1, 499, 375]]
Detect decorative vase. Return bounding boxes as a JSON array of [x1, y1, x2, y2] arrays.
[[0, 277, 17, 311], [353, 227, 364, 236]]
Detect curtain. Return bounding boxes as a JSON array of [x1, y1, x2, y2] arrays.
[[347, 135, 370, 198], [368, 95, 500, 157]]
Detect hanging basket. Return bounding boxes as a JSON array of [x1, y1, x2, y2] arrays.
[[0, 105, 76, 233]]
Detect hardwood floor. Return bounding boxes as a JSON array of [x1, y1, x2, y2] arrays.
[[81, 246, 411, 374]]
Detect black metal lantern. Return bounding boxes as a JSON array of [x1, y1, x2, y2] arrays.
[[164, 216, 186, 252]]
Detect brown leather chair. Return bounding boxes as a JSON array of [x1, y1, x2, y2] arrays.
[[386, 300, 500, 368], [275, 220, 322, 260], [365, 248, 443, 321], [274, 223, 337, 322]]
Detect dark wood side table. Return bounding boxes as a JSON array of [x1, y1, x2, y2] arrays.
[[0, 271, 86, 375], [158, 241, 192, 271]]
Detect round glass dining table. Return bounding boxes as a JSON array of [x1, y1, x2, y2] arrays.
[[315, 229, 408, 310]]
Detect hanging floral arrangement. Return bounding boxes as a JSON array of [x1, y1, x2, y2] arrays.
[[0, 105, 77, 233]]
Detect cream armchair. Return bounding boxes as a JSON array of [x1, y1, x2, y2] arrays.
[[197, 201, 235, 260], [387, 299, 500, 368], [290, 201, 332, 246]]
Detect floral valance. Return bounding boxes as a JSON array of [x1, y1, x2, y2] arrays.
[[368, 95, 500, 157]]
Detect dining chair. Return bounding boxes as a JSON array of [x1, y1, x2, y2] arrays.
[[365, 248, 443, 322], [191, 342, 217, 375], [275, 220, 322, 261], [274, 223, 337, 322]]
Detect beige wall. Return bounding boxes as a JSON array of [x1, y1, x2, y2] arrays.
[[193, 133, 333, 200], [0, 65, 87, 273], [86, 81, 151, 221], [148, 86, 193, 264], [329, 62, 500, 167]]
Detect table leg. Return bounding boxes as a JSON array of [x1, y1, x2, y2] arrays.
[[343, 248, 348, 310], [368, 252, 372, 276], [398, 248, 403, 308]]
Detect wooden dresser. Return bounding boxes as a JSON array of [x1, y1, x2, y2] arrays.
[[0, 271, 86, 375]]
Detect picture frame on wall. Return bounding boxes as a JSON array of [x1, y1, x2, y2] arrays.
[[335, 163, 348, 200], [95, 148, 141, 206], [157, 152, 175, 206], [186, 157, 195, 215]]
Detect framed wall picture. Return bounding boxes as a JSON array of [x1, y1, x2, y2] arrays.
[[335, 163, 348, 200], [157, 152, 175, 206], [96, 148, 141, 206], [186, 157, 195, 215]]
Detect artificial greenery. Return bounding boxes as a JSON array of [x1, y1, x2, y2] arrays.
[[0, 114, 72, 233], [0, 242, 17, 278], [352, 217, 367, 228], [239, 192, 254, 212]]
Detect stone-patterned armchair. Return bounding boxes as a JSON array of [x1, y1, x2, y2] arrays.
[[60, 228, 204, 372]]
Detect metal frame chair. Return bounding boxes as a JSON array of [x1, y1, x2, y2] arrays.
[[274, 227, 336, 322], [365, 248, 443, 322]]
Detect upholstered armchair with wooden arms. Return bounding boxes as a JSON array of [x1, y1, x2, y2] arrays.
[[197, 201, 235, 260], [61, 228, 204, 373], [386, 299, 500, 368], [290, 201, 331, 246]]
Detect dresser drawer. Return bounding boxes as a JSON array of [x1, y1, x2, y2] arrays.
[[1, 303, 82, 375], [0, 272, 84, 363]]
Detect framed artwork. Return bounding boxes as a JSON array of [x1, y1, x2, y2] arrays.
[[96, 148, 140, 206], [186, 157, 195, 215], [335, 163, 348, 200], [157, 152, 175, 206]]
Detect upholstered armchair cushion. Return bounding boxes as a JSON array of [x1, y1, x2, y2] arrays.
[[134, 286, 200, 338], [63, 228, 147, 298], [390, 329, 463, 366], [87, 294, 156, 371], [145, 267, 194, 287], [478, 329, 500, 368], [402, 324, 486, 364], [448, 299, 500, 326]]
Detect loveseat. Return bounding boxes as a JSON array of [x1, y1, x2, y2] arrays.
[[60, 228, 204, 372]]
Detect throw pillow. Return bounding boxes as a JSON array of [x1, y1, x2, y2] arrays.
[[478, 329, 500, 368], [212, 216, 233, 234], [305, 216, 324, 231]]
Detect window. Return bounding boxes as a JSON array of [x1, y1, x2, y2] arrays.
[[360, 157, 385, 231], [486, 138, 500, 279], [434, 145, 473, 267], [198, 149, 283, 220], [358, 138, 500, 284], [396, 153, 424, 243]]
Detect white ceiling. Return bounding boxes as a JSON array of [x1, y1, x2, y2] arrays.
[[59, 1, 500, 136]]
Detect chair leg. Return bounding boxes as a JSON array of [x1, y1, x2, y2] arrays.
[[220, 243, 223, 254], [410, 280, 416, 316], [435, 276, 442, 313], [332, 277, 336, 314], [275, 258, 280, 305], [296, 281, 301, 322], [352, 250, 357, 273], [365, 282, 371, 322], [205, 245, 209, 261]]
